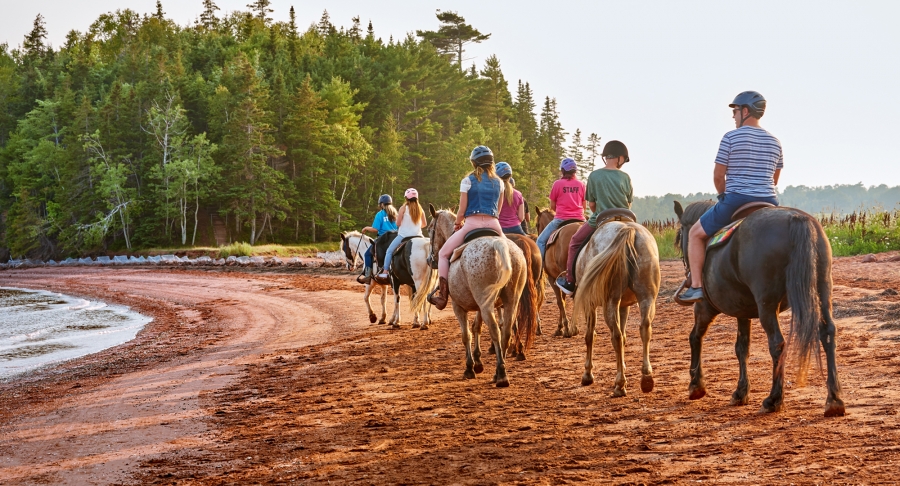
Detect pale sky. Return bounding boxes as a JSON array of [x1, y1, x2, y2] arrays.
[[2, 1, 898, 197]]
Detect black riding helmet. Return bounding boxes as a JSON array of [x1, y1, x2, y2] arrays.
[[602, 140, 630, 168]]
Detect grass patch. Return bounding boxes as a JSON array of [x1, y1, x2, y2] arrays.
[[142, 241, 341, 259], [218, 242, 253, 258], [821, 209, 900, 256]]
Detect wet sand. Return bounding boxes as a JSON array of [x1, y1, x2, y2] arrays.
[[1, 258, 899, 484]]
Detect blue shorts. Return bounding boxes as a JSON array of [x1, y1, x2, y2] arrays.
[[502, 225, 526, 235], [699, 192, 779, 236]]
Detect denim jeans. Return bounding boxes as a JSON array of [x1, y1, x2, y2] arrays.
[[536, 217, 566, 260], [381, 234, 405, 272]]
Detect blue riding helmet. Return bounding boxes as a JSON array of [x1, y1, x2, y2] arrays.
[[729, 91, 766, 118], [470, 145, 493, 161], [559, 157, 577, 172], [378, 194, 392, 205], [495, 161, 512, 178]]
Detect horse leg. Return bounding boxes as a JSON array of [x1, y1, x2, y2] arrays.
[[421, 301, 431, 331], [412, 291, 421, 329], [689, 301, 718, 400], [582, 307, 597, 386], [731, 317, 752, 405], [820, 312, 846, 417], [637, 300, 656, 393], [482, 306, 509, 387], [552, 283, 569, 337], [378, 284, 387, 324], [758, 306, 786, 413], [453, 304, 476, 380], [472, 312, 485, 374], [605, 301, 627, 397], [389, 284, 401, 329], [364, 283, 377, 324]]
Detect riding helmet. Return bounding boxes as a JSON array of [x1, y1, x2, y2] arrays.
[[729, 91, 766, 118], [495, 161, 512, 178], [378, 194, 393, 205], [601, 141, 630, 163], [404, 188, 419, 200], [470, 145, 494, 162], [559, 157, 577, 172]]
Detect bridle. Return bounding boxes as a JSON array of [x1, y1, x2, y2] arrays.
[[345, 234, 371, 270], [427, 213, 441, 269]]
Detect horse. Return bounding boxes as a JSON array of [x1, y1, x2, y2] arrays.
[[536, 206, 582, 337], [428, 205, 529, 387], [373, 231, 438, 330], [573, 217, 661, 397], [487, 233, 543, 360], [340, 231, 390, 325], [673, 200, 845, 417]]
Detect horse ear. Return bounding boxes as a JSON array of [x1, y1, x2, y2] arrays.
[[534, 205, 540, 216], [429, 203, 437, 218], [674, 201, 684, 219], [340, 232, 346, 241]]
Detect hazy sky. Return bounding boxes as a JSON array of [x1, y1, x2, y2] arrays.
[[2, 1, 898, 197]]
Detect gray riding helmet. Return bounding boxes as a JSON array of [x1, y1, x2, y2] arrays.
[[729, 91, 766, 118]]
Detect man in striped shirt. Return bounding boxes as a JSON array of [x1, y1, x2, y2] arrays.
[[679, 91, 782, 302]]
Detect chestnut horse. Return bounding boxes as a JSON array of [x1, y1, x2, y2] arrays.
[[536, 207, 582, 337]]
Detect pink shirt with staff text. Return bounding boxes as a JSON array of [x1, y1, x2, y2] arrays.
[[549, 177, 586, 220]]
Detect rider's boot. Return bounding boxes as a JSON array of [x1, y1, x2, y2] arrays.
[[428, 277, 450, 310], [358, 266, 372, 285]]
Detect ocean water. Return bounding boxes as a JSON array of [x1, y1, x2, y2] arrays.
[[0, 287, 151, 379]]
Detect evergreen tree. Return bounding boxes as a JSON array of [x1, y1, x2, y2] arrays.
[[569, 128, 586, 179], [585, 132, 601, 172], [247, 0, 273, 22], [154, 1, 165, 20], [200, 0, 220, 30], [416, 11, 490, 71], [514, 80, 538, 149]]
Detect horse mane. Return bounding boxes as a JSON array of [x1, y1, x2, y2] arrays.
[[674, 200, 716, 254]]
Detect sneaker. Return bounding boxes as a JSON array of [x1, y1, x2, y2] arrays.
[[679, 286, 705, 302], [556, 276, 576, 296]]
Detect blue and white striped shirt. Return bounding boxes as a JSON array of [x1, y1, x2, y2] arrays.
[[715, 126, 783, 197]]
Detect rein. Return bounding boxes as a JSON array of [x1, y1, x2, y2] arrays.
[[350, 234, 370, 270]]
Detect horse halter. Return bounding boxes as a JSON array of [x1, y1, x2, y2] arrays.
[[346, 234, 369, 270]]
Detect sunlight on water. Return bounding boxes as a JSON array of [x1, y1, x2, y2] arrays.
[[0, 287, 151, 379]]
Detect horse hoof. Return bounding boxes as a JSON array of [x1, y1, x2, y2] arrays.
[[612, 387, 627, 398], [412, 323, 421, 329], [488, 346, 496, 355], [495, 377, 510, 388], [554, 329, 563, 337], [536, 326, 543, 336], [688, 386, 706, 400], [759, 398, 784, 413], [824, 398, 846, 417], [464, 369, 476, 380], [378, 319, 386, 325], [516, 352, 526, 361], [473, 363, 484, 374], [581, 373, 594, 387], [391, 323, 401, 330], [369, 314, 377, 323], [640, 375, 654, 393], [420, 324, 429, 331]]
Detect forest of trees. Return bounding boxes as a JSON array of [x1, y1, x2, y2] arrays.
[[0, 3, 603, 258]]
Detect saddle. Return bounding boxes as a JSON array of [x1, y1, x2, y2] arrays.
[[546, 219, 585, 247], [450, 228, 502, 264], [570, 208, 638, 273], [706, 203, 775, 250], [393, 235, 422, 258]]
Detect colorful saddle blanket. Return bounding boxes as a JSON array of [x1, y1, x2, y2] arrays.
[[706, 219, 743, 250], [546, 219, 584, 247]]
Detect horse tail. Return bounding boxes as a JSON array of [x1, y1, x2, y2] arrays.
[[515, 242, 538, 352], [786, 214, 823, 383], [411, 242, 438, 315], [492, 238, 512, 272], [574, 226, 637, 327]]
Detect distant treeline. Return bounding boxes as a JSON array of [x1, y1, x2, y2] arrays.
[[0, 4, 598, 259], [633, 183, 900, 223]]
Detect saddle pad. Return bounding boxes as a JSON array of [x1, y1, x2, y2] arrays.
[[393, 235, 422, 258], [707, 219, 743, 249], [450, 242, 471, 264], [547, 221, 583, 247]]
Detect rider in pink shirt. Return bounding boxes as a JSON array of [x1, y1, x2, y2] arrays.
[[536, 158, 586, 259]]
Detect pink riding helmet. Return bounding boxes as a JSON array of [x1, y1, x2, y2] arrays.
[[404, 188, 419, 200]]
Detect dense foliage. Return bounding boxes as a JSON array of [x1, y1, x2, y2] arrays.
[[0, 6, 589, 258]]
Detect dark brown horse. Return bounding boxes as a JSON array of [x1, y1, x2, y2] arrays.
[[536, 207, 582, 337], [674, 200, 845, 417], [491, 233, 544, 359]]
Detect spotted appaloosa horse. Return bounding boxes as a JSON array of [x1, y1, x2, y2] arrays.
[[674, 201, 845, 416], [536, 207, 582, 337], [429, 205, 528, 387], [573, 220, 660, 397], [340, 231, 390, 325]]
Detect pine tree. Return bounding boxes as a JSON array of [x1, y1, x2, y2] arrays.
[[585, 133, 602, 172], [288, 6, 298, 37], [514, 80, 538, 150], [569, 128, 586, 179], [247, 0, 273, 22], [22, 14, 48, 59], [154, 1, 165, 20], [200, 0, 220, 29], [318, 10, 335, 36], [416, 11, 490, 71]]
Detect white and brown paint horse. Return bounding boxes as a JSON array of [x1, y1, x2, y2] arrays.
[[340, 231, 390, 325], [573, 220, 661, 397], [429, 205, 528, 387], [373, 231, 438, 329]]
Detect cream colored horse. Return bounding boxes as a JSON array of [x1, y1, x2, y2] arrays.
[[429, 206, 528, 387], [573, 221, 660, 397]]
